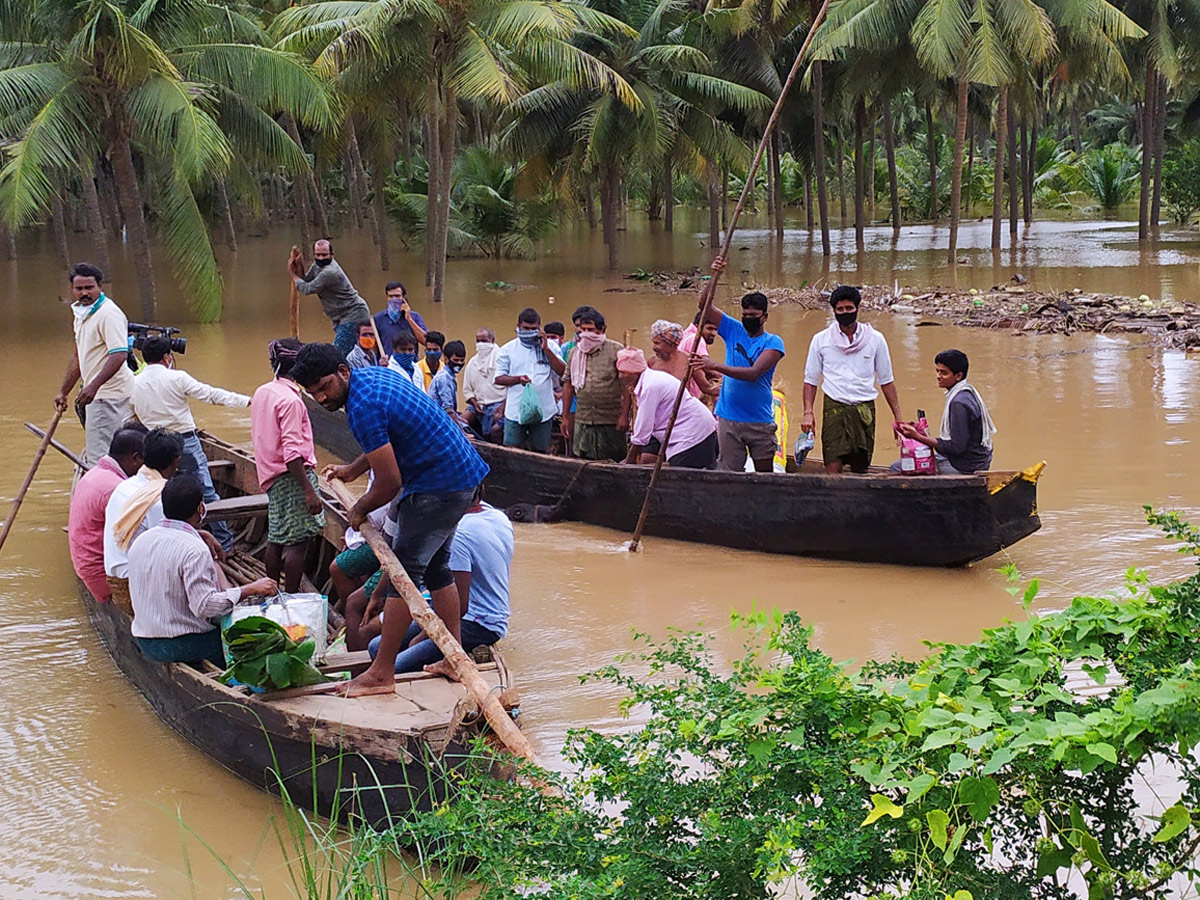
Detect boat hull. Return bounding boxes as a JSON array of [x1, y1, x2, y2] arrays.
[[304, 398, 1041, 568]]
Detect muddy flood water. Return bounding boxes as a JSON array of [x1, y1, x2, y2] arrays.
[[2, 210, 1200, 897]]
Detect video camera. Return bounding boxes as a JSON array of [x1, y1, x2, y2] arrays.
[[127, 323, 186, 371]]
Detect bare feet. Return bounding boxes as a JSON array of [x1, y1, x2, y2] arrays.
[[423, 659, 458, 682], [337, 664, 396, 697]]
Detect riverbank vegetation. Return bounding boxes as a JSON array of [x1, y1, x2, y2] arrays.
[[3, 0, 1200, 320], [200, 509, 1200, 899]]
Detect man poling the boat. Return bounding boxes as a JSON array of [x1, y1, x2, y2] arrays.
[[291, 343, 489, 697], [801, 285, 904, 474], [890, 349, 997, 475], [288, 240, 372, 356]]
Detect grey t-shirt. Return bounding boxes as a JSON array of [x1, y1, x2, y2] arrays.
[[936, 391, 993, 474], [295, 259, 371, 327]]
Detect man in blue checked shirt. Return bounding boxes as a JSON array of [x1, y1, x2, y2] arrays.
[[291, 343, 489, 696]]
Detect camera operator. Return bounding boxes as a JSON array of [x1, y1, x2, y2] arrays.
[[131, 335, 250, 551], [55, 263, 135, 465]]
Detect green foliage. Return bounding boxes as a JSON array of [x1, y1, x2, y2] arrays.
[[1070, 142, 1142, 211], [1162, 141, 1200, 226], [386, 510, 1200, 900], [220, 616, 328, 692]]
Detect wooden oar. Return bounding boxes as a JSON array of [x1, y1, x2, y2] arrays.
[[26, 421, 89, 471], [628, 0, 832, 552], [0, 407, 66, 554], [288, 245, 302, 339], [323, 478, 541, 765]]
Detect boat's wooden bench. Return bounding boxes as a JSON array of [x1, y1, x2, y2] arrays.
[[203, 494, 269, 522]]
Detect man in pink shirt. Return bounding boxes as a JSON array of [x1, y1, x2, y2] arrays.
[[617, 347, 718, 469], [250, 338, 324, 591], [69, 425, 147, 601]]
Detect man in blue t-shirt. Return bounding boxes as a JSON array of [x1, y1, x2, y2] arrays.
[[291, 343, 489, 696], [373, 280, 429, 357], [693, 258, 785, 472]]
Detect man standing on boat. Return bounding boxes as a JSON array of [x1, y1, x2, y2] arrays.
[[692, 259, 785, 473], [801, 285, 904, 474], [291, 343, 489, 696], [129, 475, 277, 667], [250, 338, 325, 593], [55, 262, 136, 466], [131, 336, 250, 552], [493, 308, 565, 453], [373, 281, 428, 355], [288, 240, 372, 356], [560, 308, 627, 461]]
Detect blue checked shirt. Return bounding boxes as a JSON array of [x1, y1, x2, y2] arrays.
[[345, 367, 488, 498]]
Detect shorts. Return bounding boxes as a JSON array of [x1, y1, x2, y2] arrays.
[[387, 489, 476, 595], [334, 541, 379, 578], [717, 419, 778, 471], [471, 400, 504, 436], [267, 467, 325, 546]]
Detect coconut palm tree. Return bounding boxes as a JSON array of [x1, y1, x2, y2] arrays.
[[0, 0, 332, 321]]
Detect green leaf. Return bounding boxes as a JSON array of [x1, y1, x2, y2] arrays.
[[906, 773, 937, 803], [1153, 804, 1191, 843], [1022, 578, 1040, 610], [1036, 842, 1073, 876], [1079, 830, 1108, 867], [920, 728, 961, 752], [947, 752, 970, 773], [982, 745, 1015, 775], [959, 776, 1000, 821], [945, 890, 973, 900], [861, 794, 904, 827], [927, 809, 949, 850], [1086, 742, 1118, 764], [945, 818, 968, 864]]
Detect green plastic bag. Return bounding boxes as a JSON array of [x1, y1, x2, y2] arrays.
[[517, 382, 542, 425]]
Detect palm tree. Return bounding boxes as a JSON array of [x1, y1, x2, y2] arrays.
[[0, 0, 331, 321]]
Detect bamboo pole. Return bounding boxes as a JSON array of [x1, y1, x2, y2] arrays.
[[25, 421, 87, 470], [0, 408, 65, 555], [324, 478, 540, 765], [288, 245, 302, 338], [628, 0, 832, 552]]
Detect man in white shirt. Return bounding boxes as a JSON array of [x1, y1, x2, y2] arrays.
[[131, 336, 250, 550], [462, 328, 506, 442], [54, 262, 136, 465], [801, 285, 904, 474], [386, 330, 426, 392], [103, 430, 184, 612], [494, 308, 565, 453], [129, 475, 276, 666]]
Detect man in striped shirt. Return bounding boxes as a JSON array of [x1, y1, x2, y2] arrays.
[[129, 475, 277, 667]]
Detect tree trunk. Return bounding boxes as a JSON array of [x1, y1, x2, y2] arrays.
[[1007, 99, 1018, 237], [0, 224, 15, 260], [98, 166, 124, 240], [647, 164, 663, 222], [804, 171, 814, 232], [344, 149, 364, 230], [109, 131, 157, 320], [883, 101, 900, 236], [1069, 104, 1084, 154], [721, 165, 729, 230], [348, 124, 381, 259], [948, 75, 970, 264], [706, 161, 720, 252], [1151, 73, 1166, 237], [284, 115, 328, 238], [434, 80, 457, 302], [425, 78, 441, 287], [867, 118, 877, 222], [926, 102, 938, 221], [773, 130, 784, 241], [372, 164, 390, 271], [765, 136, 775, 229], [50, 192, 71, 273], [1138, 64, 1155, 241], [1022, 116, 1034, 224], [992, 87, 1008, 250], [284, 119, 314, 250], [664, 154, 673, 233], [216, 178, 238, 252], [584, 182, 597, 229], [965, 125, 974, 216], [601, 166, 619, 270], [812, 57, 830, 255], [836, 128, 847, 222], [854, 96, 865, 251], [80, 169, 110, 274]]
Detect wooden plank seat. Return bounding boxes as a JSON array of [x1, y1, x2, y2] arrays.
[[203, 494, 269, 522]]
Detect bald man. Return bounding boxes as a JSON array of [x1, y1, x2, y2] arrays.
[[289, 240, 372, 355]]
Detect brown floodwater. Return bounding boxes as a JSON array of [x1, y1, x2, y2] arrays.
[[3, 209, 1200, 897]]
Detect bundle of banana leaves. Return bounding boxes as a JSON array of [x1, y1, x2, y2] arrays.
[[220, 616, 328, 691]]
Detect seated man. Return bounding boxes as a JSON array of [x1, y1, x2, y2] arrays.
[[129, 475, 277, 666], [345, 320, 385, 369], [618, 347, 718, 469], [69, 424, 147, 602], [387, 330, 425, 391], [892, 349, 996, 475], [462, 328, 506, 443], [417, 330, 446, 391], [365, 487, 512, 672], [103, 429, 184, 613]]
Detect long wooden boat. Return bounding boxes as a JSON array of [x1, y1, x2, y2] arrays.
[[79, 431, 516, 826], [304, 395, 1043, 568]]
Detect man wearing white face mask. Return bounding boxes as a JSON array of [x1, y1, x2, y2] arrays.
[[131, 335, 250, 551], [462, 328, 506, 442], [55, 262, 135, 465]]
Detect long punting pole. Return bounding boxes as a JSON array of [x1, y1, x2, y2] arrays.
[[0, 408, 66, 555], [288, 245, 302, 339], [628, 0, 833, 551], [324, 478, 541, 765]]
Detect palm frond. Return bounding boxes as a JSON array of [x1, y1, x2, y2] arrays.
[[124, 75, 232, 181], [453, 25, 519, 104], [153, 168, 224, 320], [911, 0, 971, 78], [0, 63, 68, 117]]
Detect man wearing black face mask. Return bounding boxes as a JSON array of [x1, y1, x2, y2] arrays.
[[417, 331, 445, 391], [802, 285, 904, 474], [429, 340, 468, 425], [692, 258, 786, 472], [289, 239, 371, 356]]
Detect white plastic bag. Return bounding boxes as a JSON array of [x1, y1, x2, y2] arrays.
[[225, 593, 329, 662]]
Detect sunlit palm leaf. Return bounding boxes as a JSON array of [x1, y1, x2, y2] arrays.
[[453, 26, 519, 104], [124, 75, 232, 180], [153, 168, 223, 320]]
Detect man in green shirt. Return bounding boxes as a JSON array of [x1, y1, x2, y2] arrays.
[[561, 309, 627, 461]]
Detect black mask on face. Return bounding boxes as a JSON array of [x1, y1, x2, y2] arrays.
[[314, 257, 333, 267], [836, 310, 858, 328], [742, 314, 764, 335]]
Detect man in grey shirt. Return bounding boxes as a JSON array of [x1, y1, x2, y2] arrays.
[[290, 239, 372, 356]]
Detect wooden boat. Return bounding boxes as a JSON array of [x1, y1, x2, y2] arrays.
[[304, 395, 1043, 568], [79, 431, 516, 826]]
